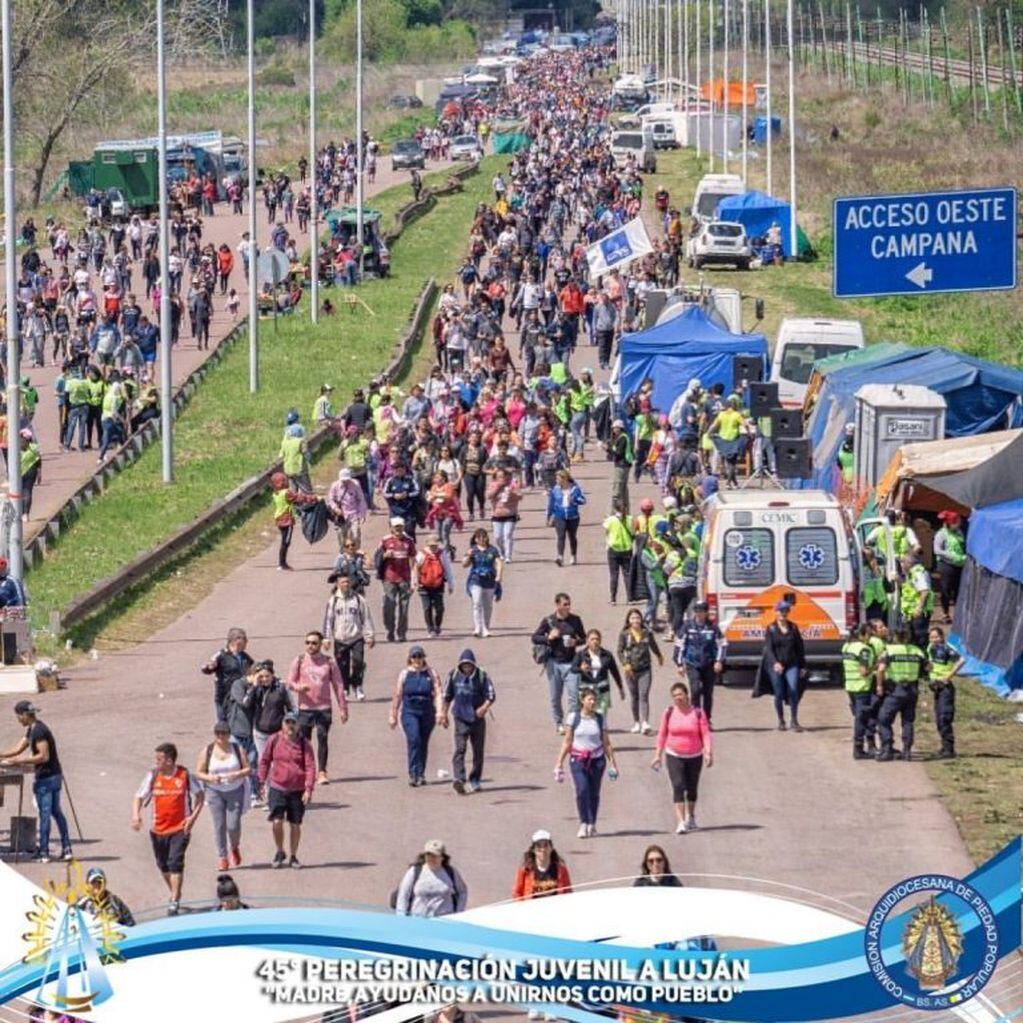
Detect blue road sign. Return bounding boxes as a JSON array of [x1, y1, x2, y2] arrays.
[[832, 187, 1017, 298]]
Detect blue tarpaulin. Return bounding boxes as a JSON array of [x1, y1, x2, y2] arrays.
[[799, 347, 1023, 493], [967, 498, 1023, 585], [752, 116, 782, 144], [715, 190, 795, 258], [617, 306, 768, 411]]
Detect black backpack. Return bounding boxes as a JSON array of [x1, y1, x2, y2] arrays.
[[388, 861, 457, 913]]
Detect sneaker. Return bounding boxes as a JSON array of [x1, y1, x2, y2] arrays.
[[630, 721, 642, 733], [230, 847, 242, 867], [453, 779, 466, 795], [791, 721, 804, 733], [675, 819, 688, 834], [167, 900, 180, 917], [555, 556, 563, 567], [687, 815, 698, 831], [577, 823, 589, 839], [60, 848, 74, 862], [387, 633, 396, 643], [355, 687, 365, 701], [587, 824, 597, 837], [469, 780, 482, 793], [31, 852, 51, 864], [481, 628, 492, 638], [569, 555, 576, 566], [317, 771, 330, 786], [408, 776, 418, 787], [556, 723, 566, 735], [473, 629, 482, 638], [289, 855, 302, 869], [217, 856, 229, 871], [272, 850, 287, 869], [777, 720, 787, 731], [641, 721, 652, 735]]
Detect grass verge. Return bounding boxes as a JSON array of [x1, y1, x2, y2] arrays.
[[646, 105, 1023, 863], [29, 156, 502, 652]]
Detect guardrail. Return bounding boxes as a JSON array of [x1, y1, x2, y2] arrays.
[[26, 159, 481, 576], [58, 278, 438, 633]]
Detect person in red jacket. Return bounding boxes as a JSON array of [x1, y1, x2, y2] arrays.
[[512, 829, 572, 900], [257, 712, 315, 869]]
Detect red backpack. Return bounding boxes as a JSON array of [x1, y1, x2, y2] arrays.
[[418, 551, 445, 590]]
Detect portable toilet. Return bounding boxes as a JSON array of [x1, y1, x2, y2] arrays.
[[854, 384, 947, 488]]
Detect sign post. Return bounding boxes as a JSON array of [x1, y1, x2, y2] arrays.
[[833, 187, 1018, 298]]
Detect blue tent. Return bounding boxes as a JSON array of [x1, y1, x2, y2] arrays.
[[617, 305, 768, 411], [799, 346, 1023, 492], [752, 116, 782, 144], [715, 191, 795, 258], [951, 498, 1023, 695]]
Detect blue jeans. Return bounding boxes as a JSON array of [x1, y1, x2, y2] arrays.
[[34, 773, 71, 856], [99, 416, 123, 458], [767, 665, 802, 720], [569, 411, 587, 456], [401, 707, 435, 780], [64, 405, 88, 449], [546, 660, 579, 727], [569, 753, 605, 825]]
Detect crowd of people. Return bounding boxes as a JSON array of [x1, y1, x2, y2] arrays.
[[0, 43, 964, 1015]]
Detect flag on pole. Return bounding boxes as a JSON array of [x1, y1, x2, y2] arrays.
[[585, 217, 654, 277]]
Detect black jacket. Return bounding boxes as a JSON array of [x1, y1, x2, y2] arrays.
[[532, 612, 586, 665]]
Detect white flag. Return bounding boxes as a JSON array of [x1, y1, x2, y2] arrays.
[[585, 218, 654, 277]]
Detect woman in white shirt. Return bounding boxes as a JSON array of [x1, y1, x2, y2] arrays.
[[195, 722, 251, 871], [394, 839, 468, 917], [554, 687, 619, 840]]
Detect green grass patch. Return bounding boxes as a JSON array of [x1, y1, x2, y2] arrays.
[[27, 156, 501, 640]]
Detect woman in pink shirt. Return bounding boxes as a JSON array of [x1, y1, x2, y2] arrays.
[[650, 682, 713, 834], [286, 632, 348, 786]]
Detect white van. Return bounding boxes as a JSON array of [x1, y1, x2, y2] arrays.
[[641, 116, 678, 149], [610, 128, 657, 172], [691, 173, 745, 223], [636, 101, 675, 119], [699, 490, 858, 668], [771, 318, 865, 408]]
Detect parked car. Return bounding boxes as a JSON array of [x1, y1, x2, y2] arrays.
[[686, 221, 752, 270], [449, 135, 482, 161], [388, 94, 423, 109], [391, 138, 426, 171]]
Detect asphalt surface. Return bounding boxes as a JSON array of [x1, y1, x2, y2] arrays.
[[14, 158, 427, 539]]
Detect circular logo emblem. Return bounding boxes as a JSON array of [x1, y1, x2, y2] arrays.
[[735, 545, 762, 571], [864, 874, 999, 1011], [724, 530, 744, 548], [798, 543, 825, 570]]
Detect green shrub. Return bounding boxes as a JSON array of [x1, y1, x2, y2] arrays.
[[258, 62, 297, 87]]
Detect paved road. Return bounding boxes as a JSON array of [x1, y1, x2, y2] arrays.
[[5, 411, 973, 924], [12, 157, 431, 541]]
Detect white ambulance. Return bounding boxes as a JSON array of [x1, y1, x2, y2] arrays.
[[698, 490, 858, 669]]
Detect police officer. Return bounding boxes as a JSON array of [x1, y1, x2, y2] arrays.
[[899, 554, 934, 649], [673, 602, 725, 726], [927, 626, 962, 759], [864, 620, 889, 753], [841, 624, 876, 760], [876, 627, 926, 761]]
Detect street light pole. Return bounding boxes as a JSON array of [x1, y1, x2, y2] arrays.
[[724, 0, 730, 171], [2, 0, 22, 576], [356, 0, 364, 278], [247, 0, 258, 392], [765, 0, 773, 194], [708, 0, 715, 172], [742, 0, 749, 184], [309, 0, 318, 324], [786, 0, 797, 257], [695, 0, 702, 157], [157, 0, 173, 482]]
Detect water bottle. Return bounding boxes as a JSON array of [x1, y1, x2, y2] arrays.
[[608, 767, 619, 781]]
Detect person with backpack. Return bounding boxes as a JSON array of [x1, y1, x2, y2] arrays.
[[375, 517, 417, 643], [416, 534, 455, 638], [462, 527, 503, 639], [257, 711, 315, 869], [286, 632, 349, 787], [322, 572, 376, 701], [131, 742, 205, 916], [442, 649, 496, 795], [393, 839, 467, 917], [650, 681, 713, 833], [389, 645, 447, 787], [554, 686, 620, 839], [532, 592, 586, 733], [194, 722, 251, 871]]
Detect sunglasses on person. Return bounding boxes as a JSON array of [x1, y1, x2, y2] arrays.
[[646, 855, 665, 865]]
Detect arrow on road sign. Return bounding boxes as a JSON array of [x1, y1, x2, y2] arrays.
[[905, 262, 934, 289]]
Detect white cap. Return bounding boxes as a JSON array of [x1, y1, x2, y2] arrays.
[[423, 839, 445, 855], [531, 829, 552, 843], [389, 516, 405, 527]]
